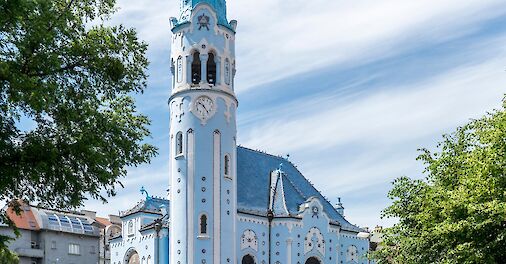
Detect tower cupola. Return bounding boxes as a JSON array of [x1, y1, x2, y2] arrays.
[[178, 0, 231, 29]]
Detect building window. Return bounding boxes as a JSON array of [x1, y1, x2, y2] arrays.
[[176, 132, 183, 156], [177, 56, 183, 83], [224, 154, 231, 178], [242, 255, 255, 264], [90, 245, 96, 254], [199, 214, 208, 235], [224, 59, 230, 85], [207, 52, 217, 85], [347, 245, 358, 262], [68, 243, 80, 255], [28, 220, 37, 228], [191, 51, 201, 84], [51, 241, 56, 249], [305, 257, 321, 264], [128, 220, 134, 236]]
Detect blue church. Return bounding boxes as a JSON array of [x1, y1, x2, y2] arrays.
[[110, 1, 371, 263]]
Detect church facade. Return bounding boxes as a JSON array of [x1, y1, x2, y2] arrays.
[[110, 1, 371, 264]]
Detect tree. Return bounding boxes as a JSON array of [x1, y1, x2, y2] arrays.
[[372, 97, 506, 263], [0, 0, 156, 249], [0, 246, 18, 264]]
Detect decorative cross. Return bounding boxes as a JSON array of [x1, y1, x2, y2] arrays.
[[140, 186, 150, 199]]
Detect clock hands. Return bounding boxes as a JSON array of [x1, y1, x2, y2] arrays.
[[197, 102, 208, 113], [195, 97, 214, 120]]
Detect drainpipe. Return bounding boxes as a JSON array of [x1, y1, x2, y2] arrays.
[[267, 209, 274, 264], [154, 218, 162, 264], [103, 229, 106, 264]]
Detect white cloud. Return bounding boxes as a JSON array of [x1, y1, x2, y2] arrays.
[[109, 0, 506, 91], [229, 0, 506, 91], [236, 49, 506, 227], [239, 55, 506, 155]]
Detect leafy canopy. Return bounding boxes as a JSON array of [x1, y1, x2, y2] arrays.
[[0, 246, 18, 264], [372, 97, 506, 263], [0, 0, 156, 249]]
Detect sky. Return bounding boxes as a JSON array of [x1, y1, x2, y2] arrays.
[[84, 0, 506, 229]]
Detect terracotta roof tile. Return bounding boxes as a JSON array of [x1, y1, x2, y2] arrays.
[[6, 205, 40, 231], [95, 217, 112, 227]]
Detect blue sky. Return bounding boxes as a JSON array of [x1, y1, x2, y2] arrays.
[[86, 0, 506, 228]]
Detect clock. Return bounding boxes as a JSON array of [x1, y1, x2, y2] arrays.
[[193, 96, 215, 121]]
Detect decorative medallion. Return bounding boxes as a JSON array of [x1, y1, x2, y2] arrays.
[[198, 14, 210, 30], [312, 206, 319, 218], [304, 227, 325, 256], [241, 229, 258, 251]]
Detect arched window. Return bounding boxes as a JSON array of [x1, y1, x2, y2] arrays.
[[347, 245, 358, 262], [305, 257, 321, 264], [224, 154, 231, 178], [191, 51, 201, 84], [224, 59, 230, 85], [127, 220, 134, 236], [177, 56, 183, 83], [241, 254, 255, 264], [207, 52, 217, 85], [176, 132, 183, 155], [128, 252, 140, 264], [199, 214, 208, 235]]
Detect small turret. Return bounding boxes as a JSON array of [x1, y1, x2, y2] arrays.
[[335, 197, 344, 216]]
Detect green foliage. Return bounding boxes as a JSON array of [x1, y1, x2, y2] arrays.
[[0, 247, 19, 264], [0, 0, 156, 247], [372, 98, 506, 263]]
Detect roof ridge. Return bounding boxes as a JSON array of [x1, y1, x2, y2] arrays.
[[238, 145, 287, 161], [282, 173, 307, 201]]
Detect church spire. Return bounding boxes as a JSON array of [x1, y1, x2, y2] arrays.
[[177, 0, 230, 28]]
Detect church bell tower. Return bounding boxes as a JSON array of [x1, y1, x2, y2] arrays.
[[168, 0, 238, 263]]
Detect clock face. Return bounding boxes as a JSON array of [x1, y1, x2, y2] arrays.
[[194, 96, 214, 121]]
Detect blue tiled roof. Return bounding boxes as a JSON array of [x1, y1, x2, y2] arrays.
[[237, 146, 362, 232], [121, 197, 170, 218], [177, 0, 232, 30]]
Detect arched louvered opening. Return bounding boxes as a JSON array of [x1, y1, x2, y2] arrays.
[[207, 52, 217, 85], [176, 56, 183, 83], [191, 51, 201, 84], [200, 214, 208, 234], [224, 154, 230, 177], [224, 58, 230, 85], [176, 132, 183, 155]]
